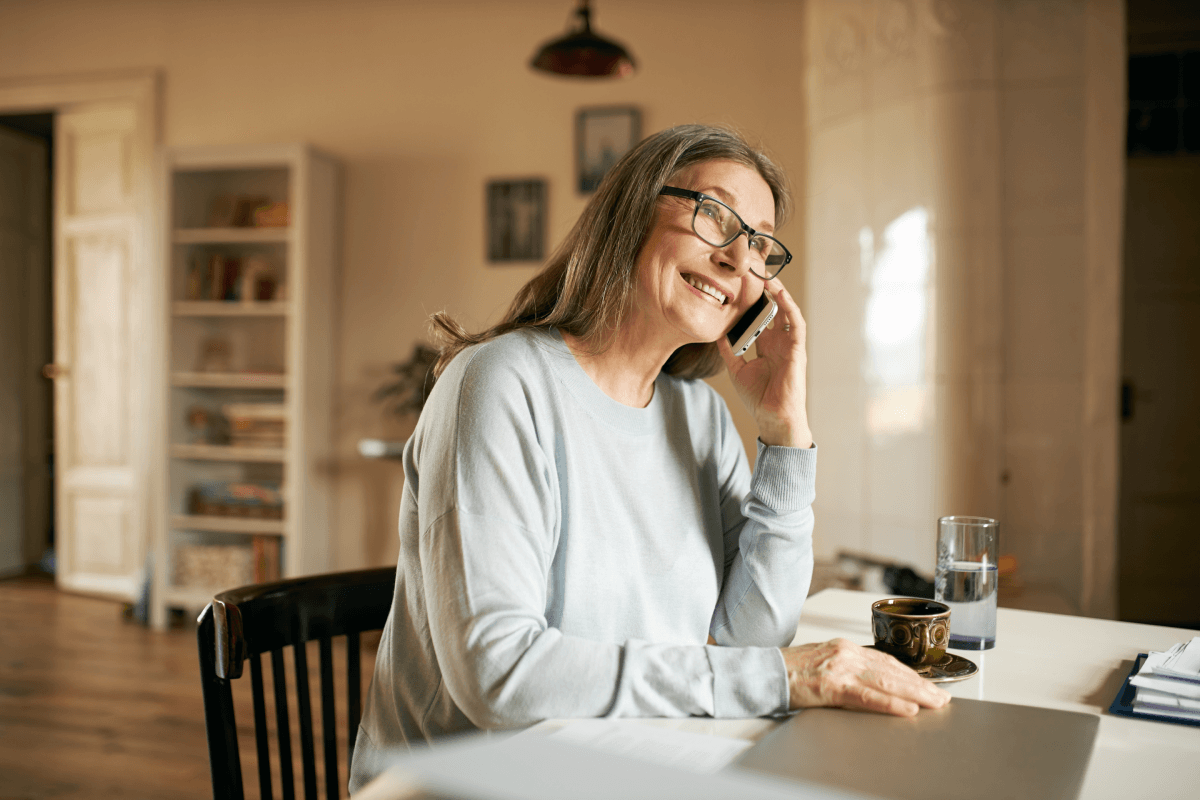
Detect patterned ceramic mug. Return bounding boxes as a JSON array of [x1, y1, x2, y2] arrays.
[[871, 598, 952, 667]]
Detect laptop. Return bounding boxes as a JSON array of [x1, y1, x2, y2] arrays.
[[734, 698, 1099, 800]]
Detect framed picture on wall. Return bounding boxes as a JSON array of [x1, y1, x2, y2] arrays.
[[486, 179, 547, 263], [576, 106, 641, 193]]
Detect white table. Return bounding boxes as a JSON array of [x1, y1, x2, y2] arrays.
[[356, 589, 1199, 799], [567, 589, 1200, 799], [789, 589, 1199, 800]]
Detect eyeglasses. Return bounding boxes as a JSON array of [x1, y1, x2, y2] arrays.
[[659, 186, 792, 280]]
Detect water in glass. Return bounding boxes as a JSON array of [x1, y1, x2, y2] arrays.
[[936, 560, 998, 650]]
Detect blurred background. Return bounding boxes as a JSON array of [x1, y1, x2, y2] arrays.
[[0, 0, 1195, 630]]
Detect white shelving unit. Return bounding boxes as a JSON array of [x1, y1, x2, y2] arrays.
[[173, 227, 291, 244], [171, 372, 288, 389], [151, 143, 339, 628], [172, 300, 290, 317], [170, 443, 287, 463]]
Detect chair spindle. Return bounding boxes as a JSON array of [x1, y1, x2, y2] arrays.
[[319, 637, 339, 800], [271, 648, 296, 800], [294, 642, 319, 800], [250, 654, 274, 800], [346, 630, 362, 769]]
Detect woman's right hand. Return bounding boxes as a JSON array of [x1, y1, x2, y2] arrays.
[[781, 638, 951, 716]]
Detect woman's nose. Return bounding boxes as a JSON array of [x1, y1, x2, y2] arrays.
[[716, 232, 754, 274]]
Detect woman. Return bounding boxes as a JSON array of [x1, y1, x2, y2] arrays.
[[349, 124, 948, 790]]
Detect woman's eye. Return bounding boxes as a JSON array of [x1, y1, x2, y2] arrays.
[[748, 236, 770, 256], [698, 202, 722, 221]]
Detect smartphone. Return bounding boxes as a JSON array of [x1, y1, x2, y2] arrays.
[[727, 292, 778, 357]]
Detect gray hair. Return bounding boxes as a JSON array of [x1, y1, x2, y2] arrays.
[[432, 123, 791, 379]]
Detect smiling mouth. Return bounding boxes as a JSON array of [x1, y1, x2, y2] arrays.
[[682, 273, 729, 305]]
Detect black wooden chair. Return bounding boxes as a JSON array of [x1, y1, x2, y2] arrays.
[[197, 567, 396, 800]]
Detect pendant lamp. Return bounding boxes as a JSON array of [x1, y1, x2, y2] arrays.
[[530, 0, 636, 79]]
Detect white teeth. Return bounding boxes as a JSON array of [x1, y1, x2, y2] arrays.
[[685, 274, 727, 305]]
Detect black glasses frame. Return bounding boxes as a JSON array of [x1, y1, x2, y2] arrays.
[[659, 185, 792, 280]]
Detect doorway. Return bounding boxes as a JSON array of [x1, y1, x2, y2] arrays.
[[1119, 3, 1200, 629], [0, 113, 54, 578], [0, 71, 161, 603]]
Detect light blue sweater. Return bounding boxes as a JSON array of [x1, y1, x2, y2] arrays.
[[349, 328, 816, 791]]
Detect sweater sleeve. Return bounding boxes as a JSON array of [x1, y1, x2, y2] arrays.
[[708, 401, 817, 648], [412, 349, 789, 727]]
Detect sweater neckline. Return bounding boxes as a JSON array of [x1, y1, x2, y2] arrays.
[[542, 328, 664, 436]]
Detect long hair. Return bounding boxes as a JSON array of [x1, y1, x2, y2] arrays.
[[431, 123, 791, 379]]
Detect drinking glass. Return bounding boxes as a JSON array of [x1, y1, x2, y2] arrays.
[[935, 516, 999, 650]]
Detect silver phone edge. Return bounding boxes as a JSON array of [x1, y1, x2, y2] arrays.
[[731, 300, 777, 357]]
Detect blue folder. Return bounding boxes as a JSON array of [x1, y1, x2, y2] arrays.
[[1108, 652, 1200, 728]]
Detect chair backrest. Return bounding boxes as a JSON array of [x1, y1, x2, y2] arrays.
[[197, 567, 396, 800]]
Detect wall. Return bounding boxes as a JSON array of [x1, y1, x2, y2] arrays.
[[803, 0, 1124, 616], [0, 0, 808, 569]]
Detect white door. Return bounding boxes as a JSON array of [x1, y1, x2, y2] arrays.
[[51, 105, 151, 599], [0, 126, 49, 577]]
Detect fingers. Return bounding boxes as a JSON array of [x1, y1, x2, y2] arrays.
[[760, 279, 782, 313], [845, 684, 920, 717], [783, 639, 951, 718], [766, 278, 802, 320], [858, 650, 950, 711], [764, 280, 806, 343]]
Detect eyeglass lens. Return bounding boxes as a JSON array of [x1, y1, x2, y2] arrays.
[[692, 198, 788, 277]]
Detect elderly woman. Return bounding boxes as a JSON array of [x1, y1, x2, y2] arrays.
[[349, 124, 948, 790]]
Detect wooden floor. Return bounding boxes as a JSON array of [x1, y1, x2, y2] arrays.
[[0, 575, 377, 800]]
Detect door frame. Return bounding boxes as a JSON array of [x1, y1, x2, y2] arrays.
[[0, 70, 164, 597]]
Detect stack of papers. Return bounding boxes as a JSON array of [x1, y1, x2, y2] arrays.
[[1128, 637, 1200, 722]]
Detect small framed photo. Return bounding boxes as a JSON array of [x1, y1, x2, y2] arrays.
[[486, 179, 547, 263], [576, 106, 641, 194]]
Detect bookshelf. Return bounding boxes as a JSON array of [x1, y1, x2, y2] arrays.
[[151, 144, 339, 628]]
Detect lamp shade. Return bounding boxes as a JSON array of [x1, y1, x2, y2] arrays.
[[530, 1, 636, 78]]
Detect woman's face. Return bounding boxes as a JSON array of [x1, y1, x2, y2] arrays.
[[632, 159, 776, 350]]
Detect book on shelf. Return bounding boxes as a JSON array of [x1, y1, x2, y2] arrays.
[[252, 535, 281, 583], [253, 201, 289, 228], [188, 480, 284, 519], [223, 402, 287, 448], [208, 194, 274, 228], [239, 254, 277, 302], [218, 254, 243, 301], [185, 253, 278, 303], [184, 258, 205, 300], [185, 254, 240, 301]]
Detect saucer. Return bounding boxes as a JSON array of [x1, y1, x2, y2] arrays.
[[869, 646, 979, 683], [914, 652, 978, 683]]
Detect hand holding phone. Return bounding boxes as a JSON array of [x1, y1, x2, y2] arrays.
[[719, 283, 813, 449], [726, 292, 778, 357]]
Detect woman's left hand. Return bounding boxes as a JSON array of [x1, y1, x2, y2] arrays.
[[716, 279, 812, 448]]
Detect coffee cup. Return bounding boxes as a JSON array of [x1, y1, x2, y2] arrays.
[[871, 598, 951, 668]]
